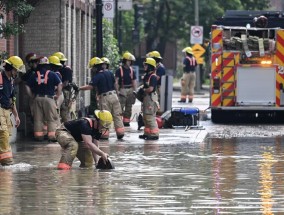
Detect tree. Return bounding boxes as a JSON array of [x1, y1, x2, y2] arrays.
[[0, 0, 35, 38], [122, 0, 271, 57], [102, 18, 120, 70]]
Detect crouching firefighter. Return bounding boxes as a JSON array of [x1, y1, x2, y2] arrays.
[[0, 56, 25, 166], [138, 57, 160, 140], [55, 110, 112, 170]]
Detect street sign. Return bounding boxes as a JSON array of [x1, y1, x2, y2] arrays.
[[192, 43, 205, 64], [118, 0, 133, 11], [103, 0, 114, 18], [190, 26, 203, 44]]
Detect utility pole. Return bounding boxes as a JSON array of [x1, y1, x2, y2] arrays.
[[96, 0, 103, 57], [194, 0, 201, 92]]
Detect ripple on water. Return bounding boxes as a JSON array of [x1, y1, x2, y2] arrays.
[[0, 162, 34, 171]]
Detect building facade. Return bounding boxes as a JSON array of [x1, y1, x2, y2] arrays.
[[19, 0, 95, 115], [10, 0, 95, 136]]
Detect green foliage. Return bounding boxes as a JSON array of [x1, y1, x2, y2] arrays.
[[125, 0, 270, 79], [240, 0, 271, 10], [0, 50, 8, 64], [0, 0, 34, 38], [93, 18, 120, 69], [123, 0, 271, 57]]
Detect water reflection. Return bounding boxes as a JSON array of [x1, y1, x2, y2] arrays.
[[258, 147, 275, 215], [0, 137, 284, 214]]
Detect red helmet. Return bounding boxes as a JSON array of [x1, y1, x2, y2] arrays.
[[25, 53, 38, 63]]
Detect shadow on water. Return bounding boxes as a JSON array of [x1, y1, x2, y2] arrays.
[[1, 137, 284, 214]]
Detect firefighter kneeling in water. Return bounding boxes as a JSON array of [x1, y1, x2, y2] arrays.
[[55, 110, 112, 170], [138, 57, 159, 140]]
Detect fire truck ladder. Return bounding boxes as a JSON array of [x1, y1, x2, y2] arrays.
[[220, 55, 236, 106]]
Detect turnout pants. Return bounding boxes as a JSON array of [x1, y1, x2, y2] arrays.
[[142, 93, 159, 138], [99, 90, 125, 139], [180, 72, 196, 102], [33, 96, 59, 141], [0, 107, 13, 165], [118, 87, 136, 124], [55, 126, 93, 169]]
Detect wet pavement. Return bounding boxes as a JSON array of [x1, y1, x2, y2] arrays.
[[3, 86, 284, 214]]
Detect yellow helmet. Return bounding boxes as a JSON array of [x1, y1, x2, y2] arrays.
[[48, 56, 62, 67], [4, 56, 26, 73], [122, 52, 136, 61], [101, 57, 110, 64], [148, 51, 162, 59], [88, 57, 103, 68], [94, 110, 113, 129], [144, 57, 156, 67], [182, 47, 193, 55], [52, 52, 68, 61]]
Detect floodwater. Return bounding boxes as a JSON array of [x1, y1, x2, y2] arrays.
[[2, 137, 284, 215]]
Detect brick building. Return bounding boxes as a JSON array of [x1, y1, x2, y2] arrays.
[[12, 0, 95, 136], [0, 12, 15, 60], [18, 0, 95, 118]]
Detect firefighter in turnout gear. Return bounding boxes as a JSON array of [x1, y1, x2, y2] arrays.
[[138, 57, 159, 140], [101, 57, 110, 71], [146, 51, 166, 103], [16, 53, 39, 135], [52, 52, 73, 122], [56, 110, 111, 170], [0, 56, 25, 166], [115, 52, 137, 127], [80, 57, 125, 140], [26, 56, 62, 141], [179, 47, 197, 103], [48, 55, 64, 112]]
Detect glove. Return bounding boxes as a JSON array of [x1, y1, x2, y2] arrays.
[[71, 83, 79, 92]]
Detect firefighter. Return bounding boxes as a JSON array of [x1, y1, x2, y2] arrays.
[[80, 57, 125, 140], [16, 53, 39, 133], [139, 57, 159, 140], [179, 47, 197, 103], [26, 56, 62, 142], [48, 55, 64, 121], [23, 53, 39, 83], [101, 57, 110, 71], [56, 110, 111, 170], [0, 56, 25, 166], [146, 51, 166, 103], [52, 52, 73, 122], [115, 52, 137, 126]]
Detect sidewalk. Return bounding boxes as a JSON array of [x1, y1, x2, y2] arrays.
[[14, 84, 210, 145], [126, 83, 210, 144]]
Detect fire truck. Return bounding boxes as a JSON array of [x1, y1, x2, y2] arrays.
[[210, 11, 284, 123]]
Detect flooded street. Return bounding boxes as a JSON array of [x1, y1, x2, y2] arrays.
[[2, 134, 284, 214], [2, 91, 284, 214]]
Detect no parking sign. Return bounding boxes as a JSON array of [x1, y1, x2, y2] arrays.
[[103, 0, 114, 18], [190, 26, 203, 44]]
